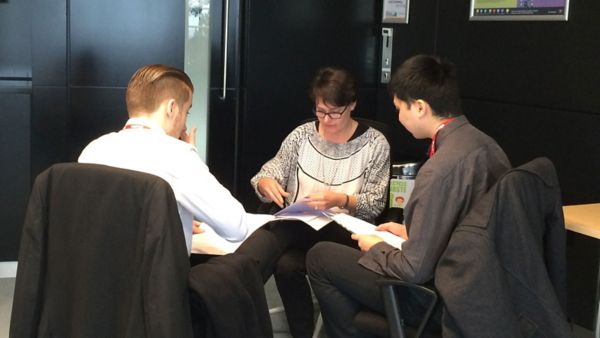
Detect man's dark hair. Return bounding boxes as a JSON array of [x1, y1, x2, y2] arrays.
[[388, 55, 462, 118]]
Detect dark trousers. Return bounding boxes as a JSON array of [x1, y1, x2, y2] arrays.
[[188, 227, 285, 338], [266, 221, 358, 338], [190, 224, 283, 283], [189, 253, 273, 338], [236, 226, 285, 283], [306, 242, 440, 338], [190, 225, 284, 284], [189, 221, 362, 337]]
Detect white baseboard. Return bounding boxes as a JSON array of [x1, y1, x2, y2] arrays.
[[0, 262, 17, 278]]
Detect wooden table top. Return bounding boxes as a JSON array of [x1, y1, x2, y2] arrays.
[[563, 203, 600, 239]]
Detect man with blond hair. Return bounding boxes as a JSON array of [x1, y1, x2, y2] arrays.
[[79, 64, 268, 254]]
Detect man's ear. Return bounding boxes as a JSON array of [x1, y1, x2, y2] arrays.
[[414, 99, 430, 118], [165, 99, 177, 118]]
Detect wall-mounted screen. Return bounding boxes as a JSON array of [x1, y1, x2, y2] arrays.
[[470, 0, 569, 21]]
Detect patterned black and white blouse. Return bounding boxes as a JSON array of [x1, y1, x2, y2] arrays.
[[251, 121, 391, 222]]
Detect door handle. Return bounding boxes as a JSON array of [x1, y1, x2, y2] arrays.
[[220, 0, 230, 100]]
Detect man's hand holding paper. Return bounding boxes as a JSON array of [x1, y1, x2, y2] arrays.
[[375, 222, 408, 240], [330, 213, 406, 249]]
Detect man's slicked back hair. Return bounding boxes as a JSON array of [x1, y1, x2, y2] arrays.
[[126, 64, 194, 116]]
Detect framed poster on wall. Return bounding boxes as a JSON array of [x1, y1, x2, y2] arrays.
[[383, 0, 410, 24], [470, 0, 569, 21]]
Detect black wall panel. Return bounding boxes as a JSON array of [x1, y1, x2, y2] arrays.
[[67, 0, 186, 161], [381, 0, 438, 68], [234, 0, 382, 209], [374, 0, 438, 163], [31, 87, 68, 176], [431, 0, 600, 205], [30, 0, 68, 179], [69, 1, 185, 87], [464, 100, 600, 205], [0, 0, 186, 260], [0, 0, 32, 78], [1, 0, 33, 260], [436, 0, 600, 114], [68, 88, 128, 161], [31, 0, 66, 86], [379, 0, 600, 205], [0, 92, 31, 260]]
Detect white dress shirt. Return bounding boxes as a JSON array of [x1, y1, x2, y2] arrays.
[[79, 117, 267, 254]]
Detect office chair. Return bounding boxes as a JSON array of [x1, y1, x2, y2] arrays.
[[351, 279, 440, 338], [352, 158, 572, 338], [435, 157, 572, 337], [10, 163, 193, 338]]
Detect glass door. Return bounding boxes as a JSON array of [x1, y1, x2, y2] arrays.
[[185, 0, 211, 161]]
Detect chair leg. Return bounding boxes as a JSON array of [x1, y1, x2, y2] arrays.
[[381, 285, 407, 338], [413, 292, 438, 338]]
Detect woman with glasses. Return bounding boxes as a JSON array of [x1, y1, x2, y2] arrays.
[[250, 66, 391, 338]]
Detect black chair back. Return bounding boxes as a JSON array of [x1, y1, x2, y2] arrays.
[[10, 163, 193, 338]]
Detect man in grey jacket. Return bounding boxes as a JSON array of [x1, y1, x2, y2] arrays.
[[306, 54, 511, 337]]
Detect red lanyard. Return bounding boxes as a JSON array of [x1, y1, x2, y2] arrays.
[[123, 124, 151, 130], [428, 118, 455, 158]]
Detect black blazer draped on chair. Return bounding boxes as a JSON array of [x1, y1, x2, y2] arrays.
[[10, 163, 193, 338]]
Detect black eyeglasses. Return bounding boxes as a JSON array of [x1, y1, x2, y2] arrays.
[[313, 105, 348, 119]]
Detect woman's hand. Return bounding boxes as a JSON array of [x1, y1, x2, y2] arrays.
[[375, 222, 408, 240], [257, 177, 289, 208], [304, 191, 347, 210], [351, 234, 383, 252]]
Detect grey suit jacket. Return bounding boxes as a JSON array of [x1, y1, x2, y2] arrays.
[[435, 158, 571, 338]]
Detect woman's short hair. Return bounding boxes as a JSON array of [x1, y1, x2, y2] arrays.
[[126, 64, 194, 116], [309, 67, 356, 107], [389, 55, 462, 118]]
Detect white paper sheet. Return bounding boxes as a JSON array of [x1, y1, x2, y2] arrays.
[[331, 213, 405, 249]]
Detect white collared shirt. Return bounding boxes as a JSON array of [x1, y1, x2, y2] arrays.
[[79, 117, 262, 254]]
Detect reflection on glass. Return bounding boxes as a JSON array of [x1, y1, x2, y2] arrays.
[[185, 0, 210, 161]]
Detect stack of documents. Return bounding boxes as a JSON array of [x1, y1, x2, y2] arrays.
[[192, 201, 405, 255]]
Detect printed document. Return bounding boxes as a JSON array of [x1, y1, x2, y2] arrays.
[[192, 201, 404, 255]]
